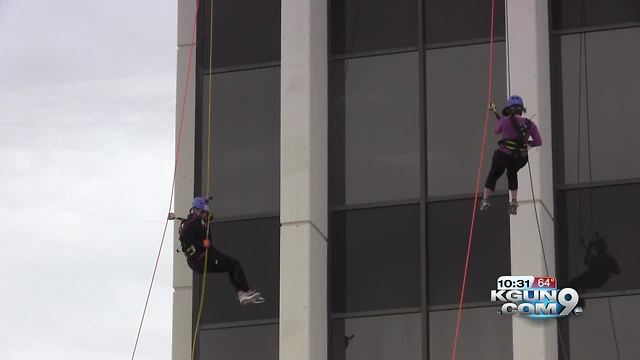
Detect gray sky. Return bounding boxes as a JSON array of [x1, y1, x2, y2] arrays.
[[1, 1, 178, 359]]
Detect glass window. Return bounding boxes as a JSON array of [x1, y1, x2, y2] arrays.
[[331, 205, 421, 313], [201, 0, 281, 68], [199, 324, 278, 360], [200, 67, 280, 218], [330, 52, 420, 206], [428, 196, 510, 306], [331, 0, 418, 55], [557, 185, 640, 294], [429, 306, 512, 359], [425, 0, 505, 46], [426, 42, 507, 197], [551, 0, 640, 31], [196, 217, 280, 324], [331, 313, 421, 360], [559, 295, 640, 359], [558, 28, 640, 184]]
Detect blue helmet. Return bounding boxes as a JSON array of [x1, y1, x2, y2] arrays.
[[192, 197, 210, 211], [507, 95, 524, 108]]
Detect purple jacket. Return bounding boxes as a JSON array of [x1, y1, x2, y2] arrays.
[[495, 116, 542, 154]]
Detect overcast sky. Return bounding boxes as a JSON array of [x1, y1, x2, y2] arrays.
[[1, 1, 179, 359]]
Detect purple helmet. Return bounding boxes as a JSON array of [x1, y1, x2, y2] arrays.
[[191, 197, 210, 211], [507, 95, 524, 108]]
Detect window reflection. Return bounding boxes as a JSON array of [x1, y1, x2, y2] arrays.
[[199, 324, 278, 360], [331, 313, 421, 360], [330, 53, 420, 206], [331, 0, 418, 55], [560, 295, 640, 359], [200, 68, 280, 218], [199, 217, 280, 324], [429, 306, 512, 359], [559, 28, 640, 184], [201, 0, 281, 68], [426, 42, 507, 197], [428, 196, 510, 305], [558, 185, 640, 293], [331, 205, 421, 313]]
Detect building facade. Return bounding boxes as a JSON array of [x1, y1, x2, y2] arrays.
[[173, 0, 640, 359]]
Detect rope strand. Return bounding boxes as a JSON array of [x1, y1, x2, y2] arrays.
[[130, 0, 201, 359], [450, 1, 496, 358], [190, 0, 216, 358]]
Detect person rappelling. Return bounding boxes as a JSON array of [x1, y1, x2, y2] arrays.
[[177, 196, 265, 305], [480, 95, 542, 215]]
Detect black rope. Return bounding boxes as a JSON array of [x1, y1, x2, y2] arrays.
[[576, 14, 584, 278], [525, 161, 569, 360], [503, 7, 569, 359], [575, 1, 621, 358]]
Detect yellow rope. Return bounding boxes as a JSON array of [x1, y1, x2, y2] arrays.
[[191, 250, 209, 360], [191, 0, 215, 358]]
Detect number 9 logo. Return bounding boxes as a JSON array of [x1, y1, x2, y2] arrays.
[[558, 289, 579, 316]]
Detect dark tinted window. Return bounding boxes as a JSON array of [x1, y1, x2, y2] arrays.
[[429, 307, 512, 359], [331, 205, 421, 313], [559, 295, 640, 359], [557, 185, 640, 293], [425, 0, 505, 46], [197, 217, 280, 324], [201, 0, 281, 68], [330, 53, 420, 206], [200, 68, 280, 217], [199, 324, 278, 360], [331, 313, 421, 359], [551, 0, 640, 31], [428, 196, 510, 305], [558, 28, 640, 184], [331, 0, 418, 55], [426, 42, 507, 197]]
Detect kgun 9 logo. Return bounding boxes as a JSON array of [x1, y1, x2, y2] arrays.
[[491, 277, 582, 318]]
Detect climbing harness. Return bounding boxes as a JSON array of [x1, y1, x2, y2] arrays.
[[500, 116, 532, 154], [489, 102, 533, 155]]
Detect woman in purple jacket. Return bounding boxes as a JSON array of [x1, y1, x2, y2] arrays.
[[480, 95, 542, 215]]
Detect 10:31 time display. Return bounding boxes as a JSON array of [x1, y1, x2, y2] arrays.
[[496, 276, 534, 290]]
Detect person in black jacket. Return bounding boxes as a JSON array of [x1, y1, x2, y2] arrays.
[[179, 196, 264, 305]]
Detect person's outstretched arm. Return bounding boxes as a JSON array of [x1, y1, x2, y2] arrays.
[[528, 122, 542, 147]]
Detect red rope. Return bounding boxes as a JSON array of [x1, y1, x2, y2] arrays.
[[450, 0, 496, 359], [130, 1, 201, 359]]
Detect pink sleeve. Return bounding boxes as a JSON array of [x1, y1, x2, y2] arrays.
[[529, 122, 542, 147], [494, 118, 503, 135]]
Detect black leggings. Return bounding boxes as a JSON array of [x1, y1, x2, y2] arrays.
[[187, 249, 250, 292], [484, 149, 528, 191]]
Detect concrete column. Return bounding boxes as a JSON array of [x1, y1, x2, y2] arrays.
[[280, 0, 328, 359], [506, 0, 558, 359], [172, 0, 197, 359]]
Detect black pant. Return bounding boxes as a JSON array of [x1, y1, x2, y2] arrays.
[[484, 149, 528, 191], [187, 248, 250, 292]]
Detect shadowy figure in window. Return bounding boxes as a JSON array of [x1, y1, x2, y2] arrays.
[[569, 232, 621, 308], [344, 334, 355, 350]]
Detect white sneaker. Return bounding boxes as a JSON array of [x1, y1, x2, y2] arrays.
[[238, 290, 265, 305], [479, 199, 491, 211]]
